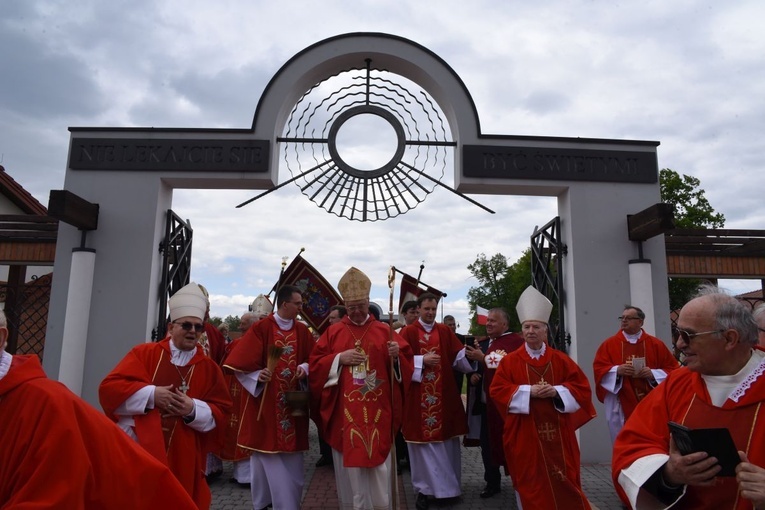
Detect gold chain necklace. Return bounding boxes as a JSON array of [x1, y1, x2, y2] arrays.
[[172, 363, 194, 394]]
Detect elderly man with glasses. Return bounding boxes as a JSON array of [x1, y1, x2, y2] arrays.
[[99, 282, 232, 510], [613, 286, 765, 509], [593, 305, 679, 444]]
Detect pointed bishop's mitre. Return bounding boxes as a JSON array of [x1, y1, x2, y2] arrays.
[[251, 294, 273, 318], [516, 286, 553, 324], [338, 267, 371, 302], [169, 282, 208, 321]]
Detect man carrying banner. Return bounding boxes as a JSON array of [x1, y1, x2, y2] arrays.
[[309, 267, 414, 510]]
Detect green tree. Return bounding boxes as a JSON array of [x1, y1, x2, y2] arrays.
[[223, 315, 241, 331], [660, 168, 725, 310], [466, 249, 532, 335], [208, 316, 223, 327]]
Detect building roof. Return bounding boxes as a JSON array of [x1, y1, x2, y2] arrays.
[[0, 165, 47, 215]]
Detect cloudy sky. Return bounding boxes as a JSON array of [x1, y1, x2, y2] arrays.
[[2, 1, 763, 332]]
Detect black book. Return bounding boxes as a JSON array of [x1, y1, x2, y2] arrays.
[[668, 421, 741, 477]]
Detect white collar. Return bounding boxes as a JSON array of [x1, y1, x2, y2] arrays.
[[349, 315, 370, 327], [621, 329, 643, 344], [274, 312, 294, 331], [169, 340, 196, 366], [525, 342, 547, 360], [418, 318, 435, 333], [0, 350, 11, 381]]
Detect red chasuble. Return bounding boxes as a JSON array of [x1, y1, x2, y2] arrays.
[[400, 322, 467, 442], [489, 344, 596, 510], [612, 352, 765, 510], [309, 316, 414, 467], [223, 314, 314, 453], [201, 322, 226, 365], [1, 355, 197, 509], [99, 339, 232, 510], [593, 329, 678, 418]]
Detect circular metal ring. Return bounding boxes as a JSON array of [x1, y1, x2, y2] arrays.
[[327, 105, 406, 179]]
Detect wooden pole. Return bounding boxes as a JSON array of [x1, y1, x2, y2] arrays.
[[388, 266, 399, 510]]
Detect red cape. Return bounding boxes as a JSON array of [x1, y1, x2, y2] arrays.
[[593, 329, 678, 417], [309, 316, 413, 467], [222, 314, 314, 452], [1, 355, 197, 509], [99, 339, 232, 509], [399, 321, 467, 441], [612, 352, 765, 509], [489, 344, 596, 510]]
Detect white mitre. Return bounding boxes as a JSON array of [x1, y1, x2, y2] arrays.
[[251, 294, 273, 318], [169, 282, 207, 321], [516, 286, 553, 324]]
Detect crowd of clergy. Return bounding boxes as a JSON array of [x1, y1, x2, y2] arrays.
[[3, 266, 765, 510]]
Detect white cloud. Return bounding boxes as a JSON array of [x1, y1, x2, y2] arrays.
[[2, 0, 764, 333]]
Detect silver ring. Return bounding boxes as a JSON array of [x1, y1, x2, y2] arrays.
[[168, 404, 173, 410]]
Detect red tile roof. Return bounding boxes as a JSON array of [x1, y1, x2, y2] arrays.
[[0, 165, 47, 215]]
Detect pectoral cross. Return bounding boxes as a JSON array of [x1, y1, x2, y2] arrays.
[[178, 380, 189, 394], [538, 422, 557, 441]]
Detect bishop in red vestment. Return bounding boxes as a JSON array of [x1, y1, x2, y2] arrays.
[[0, 317, 198, 509], [399, 293, 475, 506], [223, 285, 314, 510], [309, 267, 414, 510], [593, 305, 678, 443], [99, 282, 232, 510], [612, 289, 765, 509], [489, 287, 596, 510]]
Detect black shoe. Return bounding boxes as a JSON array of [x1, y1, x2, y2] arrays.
[[415, 492, 429, 510], [229, 477, 250, 488], [479, 485, 500, 498], [205, 470, 222, 483], [315, 455, 333, 467]]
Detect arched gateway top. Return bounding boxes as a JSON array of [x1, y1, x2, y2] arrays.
[[251, 32, 481, 145], [50, 32, 668, 465]]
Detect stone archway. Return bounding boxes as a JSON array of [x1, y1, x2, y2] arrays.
[[47, 32, 668, 463]]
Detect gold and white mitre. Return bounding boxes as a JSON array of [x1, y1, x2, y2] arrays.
[[251, 294, 273, 317], [169, 282, 207, 321], [338, 267, 371, 302], [516, 286, 553, 324]]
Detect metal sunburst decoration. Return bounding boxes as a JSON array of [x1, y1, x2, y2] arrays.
[[237, 59, 492, 221]]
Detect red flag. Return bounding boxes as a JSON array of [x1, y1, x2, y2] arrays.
[[475, 305, 489, 326], [398, 272, 444, 313], [276, 255, 342, 333]]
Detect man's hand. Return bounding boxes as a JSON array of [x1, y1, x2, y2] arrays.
[[387, 341, 399, 360], [635, 366, 653, 379], [295, 365, 307, 380], [736, 451, 765, 508], [423, 352, 441, 367], [154, 384, 176, 412], [465, 344, 484, 363], [663, 436, 721, 486], [257, 367, 272, 383], [339, 349, 366, 366], [530, 382, 557, 399], [616, 363, 635, 377], [470, 373, 482, 386]]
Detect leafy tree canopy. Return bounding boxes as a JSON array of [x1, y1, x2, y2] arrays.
[[466, 249, 532, 335], [660, 168, 725, 310]]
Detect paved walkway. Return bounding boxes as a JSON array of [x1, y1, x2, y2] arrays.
[[209, 421, 624, 509]]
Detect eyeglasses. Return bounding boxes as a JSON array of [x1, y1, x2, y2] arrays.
[[617, 316, 642, 321], [173, 321, 205, 333], [672, 327, 725, 344]]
